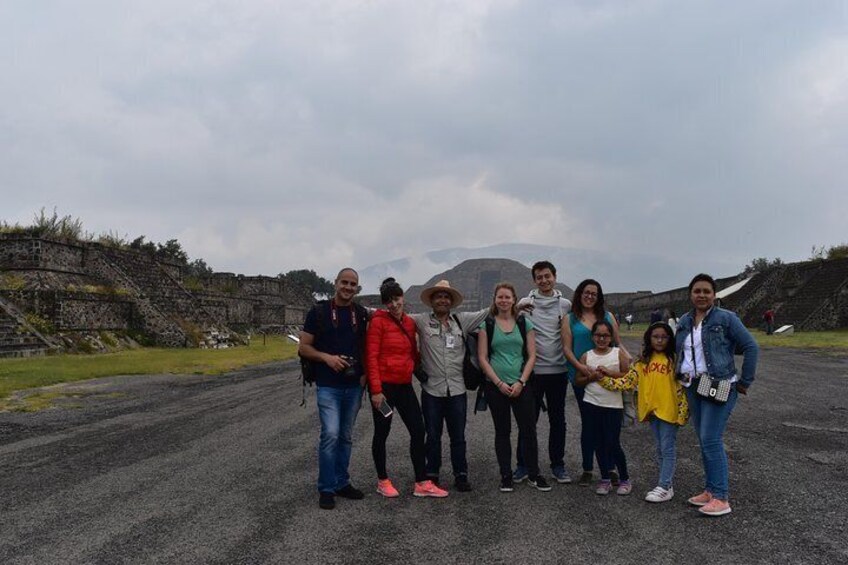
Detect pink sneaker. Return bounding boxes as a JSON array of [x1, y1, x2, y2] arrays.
[[699, 498, 732, 516], [377, 478, 399, 498], [687, 491, 713, 507], [414, 480, 449, 498]]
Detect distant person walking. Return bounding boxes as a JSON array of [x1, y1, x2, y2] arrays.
[[667, 310, 679, 335], [366, 278, 448, 499], [676, 274, 759, 516], [625, 313, 634, 331], [649, 308, 663, 324], [763, 308, 775, 335], [298, 267, 369, 510]]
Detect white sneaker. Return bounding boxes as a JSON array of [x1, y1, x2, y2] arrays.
[[645, 486, 674, 503]]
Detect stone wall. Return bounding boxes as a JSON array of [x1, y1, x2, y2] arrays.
[[617, 276, 740, 322], [0, 289, 133, 331], [0, 236, 87, 274]]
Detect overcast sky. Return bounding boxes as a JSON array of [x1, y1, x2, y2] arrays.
[[2, 0, 846, 292]]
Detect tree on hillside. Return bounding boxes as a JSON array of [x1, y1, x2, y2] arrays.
[[826, 244, 848, 260], [742, 257, 783, 276], [187, 258, 214, 277], [129, 236, 157, 255], [155, 239, 189, 264], [279, 269, 334, 295]]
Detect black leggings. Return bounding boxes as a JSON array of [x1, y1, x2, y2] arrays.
[[485, 381, 539, 479], [371, 382, 427, 482]]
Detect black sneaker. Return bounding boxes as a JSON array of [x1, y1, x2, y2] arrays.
[[609, 470, 620, 488], [335, 484, 364, 500], [319, 492, 335, 510], [499, 476, 514, 492], [528, 475, 552, 492], [455, 476, 472, 492], [578, 471, 593, 487]]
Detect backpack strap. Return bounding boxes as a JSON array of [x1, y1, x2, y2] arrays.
[[485, 316, 495, 360], [517, 314, 528, 364], [451, 314, 469, 350]]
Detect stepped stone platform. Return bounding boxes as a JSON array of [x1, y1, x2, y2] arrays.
[[404, 258, 573, 313], [610, 258, 848, 331], [0, 235, 310, 353]]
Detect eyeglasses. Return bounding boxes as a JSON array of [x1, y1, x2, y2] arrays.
[[651, 335, 670, 341], [582, 291, 598, 298], [593, 333, 611, 339]]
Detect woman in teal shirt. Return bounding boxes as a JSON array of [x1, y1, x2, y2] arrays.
[[478, 283, 550, 493], [562, 279, 628, 486]]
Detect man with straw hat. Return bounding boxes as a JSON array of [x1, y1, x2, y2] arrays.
[[410, 280, 489, 493]]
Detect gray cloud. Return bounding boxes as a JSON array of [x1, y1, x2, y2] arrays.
[[1, 0, 845, 288]]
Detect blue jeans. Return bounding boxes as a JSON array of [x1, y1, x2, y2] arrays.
[[421, 390, 468, 479], [572, 385, 596, 472], [687, 386, 738, 500], [316, 385, 363, 493], [649, 417, 679, 489], [583, 401, 629, 481]]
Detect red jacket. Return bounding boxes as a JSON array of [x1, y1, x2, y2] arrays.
[[366, 309, 418, 395]]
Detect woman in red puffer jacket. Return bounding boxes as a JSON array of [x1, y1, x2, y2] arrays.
[[367, 278, 448, 499]]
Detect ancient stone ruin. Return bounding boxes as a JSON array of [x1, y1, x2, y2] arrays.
[[608, 258, 848, 331], [0, 235, 309, 357], [400, 258, 574, 313]]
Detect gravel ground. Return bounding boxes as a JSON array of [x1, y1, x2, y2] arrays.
[[1, 340, 846, 564]]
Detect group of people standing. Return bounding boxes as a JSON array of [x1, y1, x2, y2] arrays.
[[298, 263, 759, 518]]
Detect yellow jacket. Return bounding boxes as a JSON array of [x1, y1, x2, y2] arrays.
[[599, 352, 688, 426]]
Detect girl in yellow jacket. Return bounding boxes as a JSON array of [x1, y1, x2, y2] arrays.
[[598, 321, 688, 503]]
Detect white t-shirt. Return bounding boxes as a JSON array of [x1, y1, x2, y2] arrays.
[[584, 347, 624, 409]]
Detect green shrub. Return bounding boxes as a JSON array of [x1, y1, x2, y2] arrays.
[[24, 313, 55, 335], [183, 277, 205, 292], [1, 274, 26, 291], [99, 331, 119, 348]]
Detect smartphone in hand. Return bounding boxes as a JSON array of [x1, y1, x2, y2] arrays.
[[378, 400, 393, 418]]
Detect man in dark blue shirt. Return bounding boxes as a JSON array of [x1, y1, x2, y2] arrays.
[[299, 268, 368, 510]]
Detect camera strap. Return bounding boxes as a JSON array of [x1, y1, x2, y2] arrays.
[[330, 299, 359, 331], [388, 314, 418, 363]]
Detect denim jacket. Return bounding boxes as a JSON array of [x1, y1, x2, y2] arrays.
[[675, 307, 759, 388]]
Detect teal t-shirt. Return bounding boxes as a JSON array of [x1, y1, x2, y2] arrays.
[[567, 311, 613, 384], [480, 317, 534, 385]]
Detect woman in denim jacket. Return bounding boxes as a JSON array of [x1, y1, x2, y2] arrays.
[[675, 273, 758, 516]]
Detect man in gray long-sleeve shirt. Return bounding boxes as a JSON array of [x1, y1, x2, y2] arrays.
[[409, 280, 488, 493], [515, 261, 573, 484]]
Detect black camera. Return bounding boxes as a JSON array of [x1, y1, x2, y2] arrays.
[[340, 355, 357, 378]]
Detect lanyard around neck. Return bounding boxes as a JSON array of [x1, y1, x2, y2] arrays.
[[330, 299, 358, 330]]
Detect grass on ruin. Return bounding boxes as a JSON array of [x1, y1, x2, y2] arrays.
[[0, 335, 298, 405], [620, 324, 848, 351]]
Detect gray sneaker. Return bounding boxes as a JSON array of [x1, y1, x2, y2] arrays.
[[513, 466, 528, 483], [552, 466, 572, 484]]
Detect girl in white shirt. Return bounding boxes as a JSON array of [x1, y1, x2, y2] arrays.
[[575, 320, 632, 496]]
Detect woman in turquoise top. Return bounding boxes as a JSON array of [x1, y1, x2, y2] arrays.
[[478, 283, 550, 493], [562, 279, 629, 486]]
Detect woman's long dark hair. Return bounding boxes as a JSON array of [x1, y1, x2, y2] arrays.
[[640, 321, 676, 365], [572, 278, 606, 320]]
